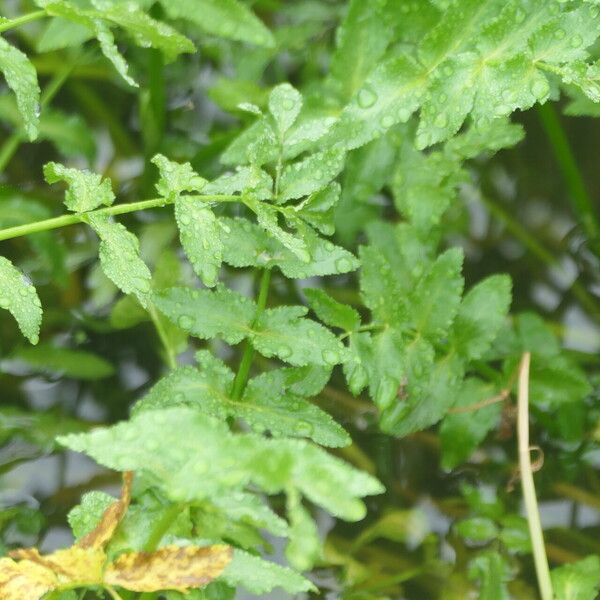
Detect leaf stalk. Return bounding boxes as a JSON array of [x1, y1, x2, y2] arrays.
[[517, 352, 553, 600]]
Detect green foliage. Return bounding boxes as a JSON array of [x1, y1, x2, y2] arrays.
[[551, 556, 600, 600], [0, 256, 42, 344], [44, 162, 115, 212], [0, 37, 40, 140], [0, 0, 599, 598]]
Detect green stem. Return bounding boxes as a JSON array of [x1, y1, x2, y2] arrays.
[[0, 134, 23, 174], [517, 353, 554, 600], [230, 268, 272, 400], [0, 10, 46, 33], [143, 503, 183, 552], [148, 303, 177, 370], [0, 195, 237, 243], [137, 503, 184, 600], [537, 102, 599, 242]]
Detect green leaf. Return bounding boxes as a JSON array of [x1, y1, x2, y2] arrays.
[[381, 345, 463, 437], [353, 509, 428, 549], [152, 154, 207, 200], [269, 83, 302, 135], [160, 0, 275, 48], [37, 16, 92, 52], [296, 183, 340, 236], [0, 256, 42, 344], [96, 3, 195, 61], [209, 493, 289, 543], [279, 148, 345, 202], [44, 162, 115, 212], [253, 306, 349, 366], [204, 166, 272, 199], [409, 247, 464, 341], [12, 345, 114, 380], [220, 217, 359, 278], [242, 369, 350, 446], [222, 549, 314, 594], [304, 288, 360, 332], [328, 0, 394, 102], [328, 54, 424, 150], [87, 215, 152, 306], [153, 286, 255, 344], [58, 407, 384, 520], [134, 353, 348, 447], [285, 489, 321, 571], [468, 550, 511, 600], [0, 37, 40, 140], [248, 201, 310, 262], [175, 198, 222, 287], [440, 379, 502, 470], [0, 96, 95, 159], [456, 517, 499, 543], [528, 354, 592, 408], [451, 275, 512, 360], [42, 1, 195, 67], [551, 556, 600, 600], [68, 491, 114, 540]]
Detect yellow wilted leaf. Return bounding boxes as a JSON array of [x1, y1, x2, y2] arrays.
[[78, 470, 133, 550], [0, 557, 56, 600], [9, 547, 105, 586], [0, 472, 232, 598], [105, 544, 233, 592]]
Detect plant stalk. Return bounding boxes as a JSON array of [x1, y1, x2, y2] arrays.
[[537, 103, 599, 242], [517, 352, 554, 600], [147, 303, 177, 370], [136, 503, 185, 600], [0, 10, 46, 33], [230, 268, 272, 400], [0, 195, 237, 243]]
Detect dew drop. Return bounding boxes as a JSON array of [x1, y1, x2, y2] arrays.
[[570, 34, 583, 48], [434, 113, 448, 128], [357, 87, 378, 109], [179, 213, 191, 226], [322, 349, 340, 365], [554, 28, 566, 40], [134, 278, 151, 293], [335, 257, 353, 272], [178, 315, 193, 329], [294, 421, 314, 436], [282, 98, 295, 111], [397, 107, 411, 122], [381, 114, 395, 128], [278, 345, 293, 359]]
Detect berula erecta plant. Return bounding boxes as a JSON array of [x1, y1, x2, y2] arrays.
[[0, 0, 600, 598]]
